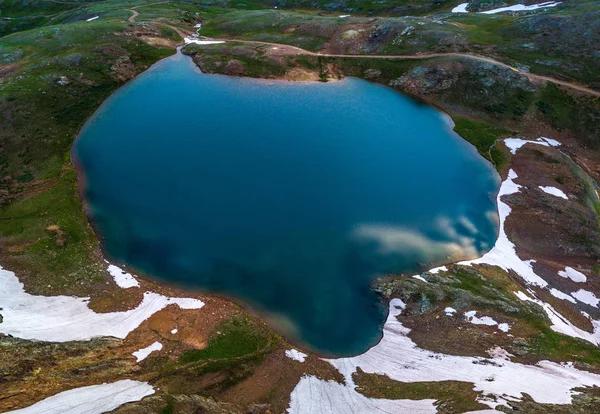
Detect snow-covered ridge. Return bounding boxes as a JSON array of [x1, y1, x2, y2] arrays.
[[0, 266, 204, 342], [6, 380, 154, 414]]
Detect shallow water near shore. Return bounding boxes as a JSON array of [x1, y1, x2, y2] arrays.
[[74, 50, 499, 356]]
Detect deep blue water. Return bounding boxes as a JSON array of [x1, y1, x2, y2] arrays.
[[74, 50, 499, 356]]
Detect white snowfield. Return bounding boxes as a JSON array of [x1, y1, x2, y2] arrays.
[[559, 266, 587, 283], [288, 374, 437, 414], [0, 266, 204, 342], [285, 349, 308, 362], [107, 263, 140, 288], [6, 380, 154, 414], [451, 1, 561, 14], [539, 186, 568, 200], [133, 341, 163, 362]]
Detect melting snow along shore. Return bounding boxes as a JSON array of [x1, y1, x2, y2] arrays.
[[288, 137, 600, 412], [0, 266, 204, 342]]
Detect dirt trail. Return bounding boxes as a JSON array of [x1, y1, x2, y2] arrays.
[[160, 23, 189, 41], [127, 9, 138, 23], [127, 6, 189, 41], [212, 38, 600, 97]]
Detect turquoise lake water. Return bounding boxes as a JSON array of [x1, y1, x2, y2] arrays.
[[74, 50, 499, 356]]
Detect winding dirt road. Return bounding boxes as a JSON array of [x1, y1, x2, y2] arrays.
[[127, 7, 190, 40], [127, 9, 138, 23], [125, 7, 598, 98], [206, 38, 600, 97]]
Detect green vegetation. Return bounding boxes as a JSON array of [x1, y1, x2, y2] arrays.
[[453, 118, 511, 171], [160, 395, 176, 414], [180, 318, 272, 363], [536, 84, 600, 149]]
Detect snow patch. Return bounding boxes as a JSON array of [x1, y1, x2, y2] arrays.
[[452, 1, 561, 14], [339, 15, 351, 18], [464, 310, 498, 326], [285, 349, 308, 362], [558, 267, 587, 283], [133, 341, 163, 362], [445, 307, 457, 316], [571, 290, 600, 308], [107, 263, 139, 288], [171, 328, 178, 334], [451, 3, 469, 13], [0, 266, 204, 342], [184, 37, 225, 45], [504, 137, 550, 154], [481, 1, 561, 14], [540, 137, 561, 147], [464, 310, 511, 331], [539, 186, 568, 200], [413, 274, 428, 283], [498, 323, 511, 332], [428, 265, 447, 274], [86, 16, 99, 22], [6, 380, 154, 414], [549, 288, 576, 303]]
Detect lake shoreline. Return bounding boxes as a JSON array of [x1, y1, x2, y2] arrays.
[[71, 45, 496, 356]]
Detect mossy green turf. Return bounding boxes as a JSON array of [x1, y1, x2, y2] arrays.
[[180, 318, 273, 363], [452, 118, 511, 172]]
